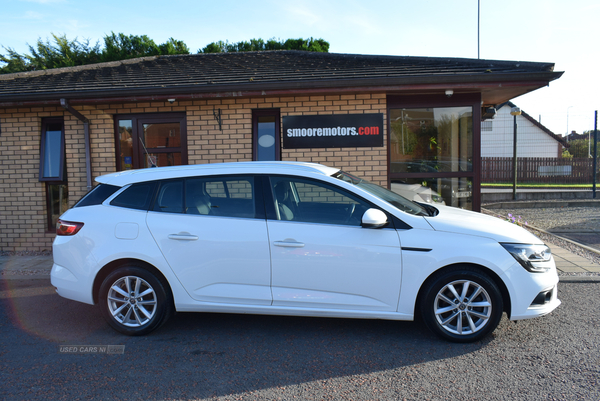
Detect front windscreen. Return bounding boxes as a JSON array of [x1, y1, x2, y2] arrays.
[[332, 171, 427, 216]]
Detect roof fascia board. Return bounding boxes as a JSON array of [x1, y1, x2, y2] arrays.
[[0, 72, 562, 107]]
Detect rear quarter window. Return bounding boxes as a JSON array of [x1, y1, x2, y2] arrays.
[[74, 184, 120, 208], [110, 182, 157, 210]]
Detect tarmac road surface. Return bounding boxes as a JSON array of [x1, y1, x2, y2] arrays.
[[1, 278, 599, 400]]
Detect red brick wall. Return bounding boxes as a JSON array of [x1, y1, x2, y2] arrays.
[[0, 93, 388, 252]]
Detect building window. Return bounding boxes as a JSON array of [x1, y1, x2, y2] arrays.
[[114, 113, 187, 170], [39, 118, 68, 231], [253, 109, 280, 161], [388, 100, 477, 210], [45, 183, 68, 231], [39, 118, 66, 182], [481, 121, 493, 131]]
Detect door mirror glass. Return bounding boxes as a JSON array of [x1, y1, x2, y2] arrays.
[[361, 208, 388, 228]]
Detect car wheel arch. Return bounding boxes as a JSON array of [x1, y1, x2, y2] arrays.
[[92, 258, 174, 306], [414, 262, 511, 319]]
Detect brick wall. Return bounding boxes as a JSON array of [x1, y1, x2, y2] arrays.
[[0, 92, 388, 252]]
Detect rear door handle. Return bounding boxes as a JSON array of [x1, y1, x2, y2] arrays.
[[274, 239, 305, 248], [168, 233, 199, 241]]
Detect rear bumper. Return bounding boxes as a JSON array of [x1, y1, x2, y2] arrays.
[[51, 262, 95, 305]]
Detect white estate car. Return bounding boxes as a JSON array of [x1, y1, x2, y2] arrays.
[[51, 162, 560, 342]]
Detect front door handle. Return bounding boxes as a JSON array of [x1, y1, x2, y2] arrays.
[[274, 239, 305, 248], [168, 232, 199, 241]]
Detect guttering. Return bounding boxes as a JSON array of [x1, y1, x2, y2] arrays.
[[1, 79, 561, 108], [60, 99, 92, 191], [0, 70, 563, 107]]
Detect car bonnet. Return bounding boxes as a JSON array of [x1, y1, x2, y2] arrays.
[[423, 205, 543, 244]]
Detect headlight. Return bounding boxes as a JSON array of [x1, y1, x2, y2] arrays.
[[500, 243, 552, 273]]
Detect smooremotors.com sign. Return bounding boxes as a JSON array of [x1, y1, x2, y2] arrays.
[[282, 114, 383, 149]]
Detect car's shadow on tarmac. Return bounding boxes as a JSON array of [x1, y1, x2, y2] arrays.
[[1, 278, 512, 400]]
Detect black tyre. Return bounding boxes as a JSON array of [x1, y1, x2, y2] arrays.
[[99, 266, 173, 336], [420, 267, 503, 343]]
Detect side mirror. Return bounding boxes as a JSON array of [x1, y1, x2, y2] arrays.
[[361, 208, 388, 229]]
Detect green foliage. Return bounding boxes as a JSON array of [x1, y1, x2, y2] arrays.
[[0, 32, 190, 73], [102, 32, 190, 62], [0, 47, 30, 73], [1, 33, 102, 73], [1, 34, 329, 74], [27, 33, 102, 69], [201, 37, 329, 53], [566, 138, 599, 158]]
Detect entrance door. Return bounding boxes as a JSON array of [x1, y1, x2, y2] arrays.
[[115, 113, 187, 170]]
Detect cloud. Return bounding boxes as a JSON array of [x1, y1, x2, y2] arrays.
[[23, 10, 44, 19], [283, 4, 323, 26], [20, 0, 67, 4]]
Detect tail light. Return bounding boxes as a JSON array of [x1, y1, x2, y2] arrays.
[[56, 220, 84, 236]]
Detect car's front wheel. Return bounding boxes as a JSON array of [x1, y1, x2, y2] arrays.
[[99, 266, 173, 336], [421, 267, 503, 342]]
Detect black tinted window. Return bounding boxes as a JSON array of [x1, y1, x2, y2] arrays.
[[110, 182, 157, 210], [153, 180, 184, 214], [186, 176, 256, 218], [74, 184, 120, 208], [270, 176, 368, 226]]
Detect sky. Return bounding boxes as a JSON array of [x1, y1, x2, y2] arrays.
[[2, 0, 599, 137]]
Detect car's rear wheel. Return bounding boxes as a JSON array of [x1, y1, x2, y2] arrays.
[[99, 266, 172, 336], [421, 267, 503, 342]]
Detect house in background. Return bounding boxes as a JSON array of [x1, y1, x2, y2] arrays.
[[565, 131, 588, 142], [481, 101, 568, 158]]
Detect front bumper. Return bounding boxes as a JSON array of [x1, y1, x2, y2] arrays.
[[503, 257, 561, 321]]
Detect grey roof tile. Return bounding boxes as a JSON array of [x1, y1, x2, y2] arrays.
[[0, 51, 561, 102]]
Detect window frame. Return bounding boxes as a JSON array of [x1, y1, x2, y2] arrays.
[[39, 117, 66, 182], [387, 94, 482, 211], [113, 112, 188, 171], [265, 175, 375, 226], [252, 109, 281, 161], [40, 117, 69, 232], [124, 175, 266, 220]]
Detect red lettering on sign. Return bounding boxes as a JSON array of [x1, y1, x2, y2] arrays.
[[359, 126, 379, 135]]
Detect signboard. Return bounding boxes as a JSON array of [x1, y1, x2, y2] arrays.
[[282, 113, 383, 149]]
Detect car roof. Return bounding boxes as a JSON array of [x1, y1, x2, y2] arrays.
[[96, 161, 341, 187]]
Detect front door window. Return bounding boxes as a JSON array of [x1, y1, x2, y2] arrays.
[[115, 113, 187, 170], [253, 109, 280, 161]]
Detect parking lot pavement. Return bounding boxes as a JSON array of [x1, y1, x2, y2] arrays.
[[0, 255, 52, 280]]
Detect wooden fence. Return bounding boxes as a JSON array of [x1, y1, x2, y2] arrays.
[[481, 157, 598, 184]]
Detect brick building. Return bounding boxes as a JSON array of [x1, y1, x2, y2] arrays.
[[0, 51, 562, 252]]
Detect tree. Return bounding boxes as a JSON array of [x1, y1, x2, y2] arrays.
[[0, 33, 190, 73], [1, 34, 329, 74], [1, 33, 102, 73], [0, 47, 31, 73], [101, 32, 190, 62], [563, 137, 600, 158], [201, 37, 329, 53]]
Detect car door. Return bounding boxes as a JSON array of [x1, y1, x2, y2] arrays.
[[266, 176, 403, 311], [146, 175, 272, 305]]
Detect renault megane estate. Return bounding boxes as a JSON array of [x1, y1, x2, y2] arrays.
[[51, 162, 560, 342]]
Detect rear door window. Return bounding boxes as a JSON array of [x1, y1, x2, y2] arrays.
[[186, 176, 257, 218]]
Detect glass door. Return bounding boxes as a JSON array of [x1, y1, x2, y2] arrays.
[[115, 113, 187, 170]]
